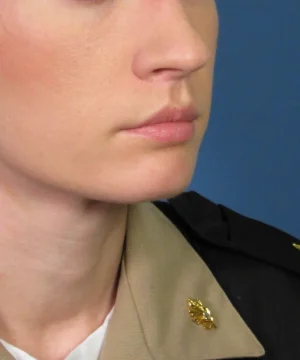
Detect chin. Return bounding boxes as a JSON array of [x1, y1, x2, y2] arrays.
[[53, 143, 199, 204], [60, 165, 193, 205], [92, 180, 192, 205], [115, 159, 196, 203], [86, 163, 195, 204], [138, 175, 193, 202]]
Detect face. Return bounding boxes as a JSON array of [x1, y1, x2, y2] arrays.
[[0, 0, 218, 204]]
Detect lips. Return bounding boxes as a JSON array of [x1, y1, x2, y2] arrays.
[[121, 105, 200, 144], [127, 105, 200, 130]]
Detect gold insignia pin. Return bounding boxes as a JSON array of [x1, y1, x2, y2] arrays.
[[187, 298, 217, 330], [293, 243, 300, 251]]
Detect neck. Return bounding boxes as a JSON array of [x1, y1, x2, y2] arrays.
[[0, 164, 128, 358]]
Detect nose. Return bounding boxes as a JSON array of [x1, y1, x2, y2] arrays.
[[132, 2, 211, 82]]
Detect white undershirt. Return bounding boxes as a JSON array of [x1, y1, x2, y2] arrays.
[[0, 307, 114, 360]]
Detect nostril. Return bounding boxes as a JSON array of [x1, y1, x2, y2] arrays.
[[153, 69, 165, 74], [150, 68, 186, 82]]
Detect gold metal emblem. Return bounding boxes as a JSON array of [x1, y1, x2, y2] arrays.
[[187, 298, 217, 330], [293, 243, 300, 251]]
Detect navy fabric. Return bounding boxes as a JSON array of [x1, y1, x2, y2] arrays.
[[154, 191, 300, 360]]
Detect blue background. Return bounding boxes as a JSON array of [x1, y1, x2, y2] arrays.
[[190, 0, 300, 239]]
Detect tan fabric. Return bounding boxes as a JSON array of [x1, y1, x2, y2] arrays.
[[100, 202, 265, 360], [0, 202, 265, 360], [0, 345, 14, 360]]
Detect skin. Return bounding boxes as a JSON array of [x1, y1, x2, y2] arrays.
[[0, 0, 218, 359]]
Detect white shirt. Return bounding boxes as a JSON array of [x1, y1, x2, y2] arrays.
[[0, 307, 114, 360]]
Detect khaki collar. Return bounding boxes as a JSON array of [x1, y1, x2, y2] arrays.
[[0, 202, 265, 360], [100, 202, 265, 360]]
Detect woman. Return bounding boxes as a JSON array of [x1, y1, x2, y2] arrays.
[[0, 1, 298, 360]]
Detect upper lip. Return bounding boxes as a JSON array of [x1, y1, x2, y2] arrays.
[[127, 105, 200, 129]]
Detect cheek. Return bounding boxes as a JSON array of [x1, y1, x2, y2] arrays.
[[0, 7, 125, 118], [0, 34, 82, 175], [0, 31, 68, 144], [0, 17, 129, 179], [0, 1, 84, 89], [0, 28, 71, 99]]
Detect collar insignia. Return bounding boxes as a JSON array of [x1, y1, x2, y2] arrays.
[[293, 243, 300, 251], [187, 298, 217, 330]]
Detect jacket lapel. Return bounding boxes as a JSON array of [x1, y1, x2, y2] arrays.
[[0, 343, 14, 360], [100, 202, 265, 360]]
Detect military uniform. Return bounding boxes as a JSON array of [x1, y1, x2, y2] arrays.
[[0, 191, 299, 360], [155, 191, 300, 359]]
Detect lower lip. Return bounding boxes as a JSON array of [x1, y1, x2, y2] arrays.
[[123, 121, 195, 143]]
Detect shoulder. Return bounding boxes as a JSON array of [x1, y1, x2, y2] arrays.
[[153, 190, 300, 276], [153, 191, 300, 360]]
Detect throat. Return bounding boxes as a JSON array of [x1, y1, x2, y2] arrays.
[[0, 303, 114, 360]]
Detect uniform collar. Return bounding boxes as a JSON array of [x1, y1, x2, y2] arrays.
[[0, 202, 265, 360], [100, 202, 265, 360]]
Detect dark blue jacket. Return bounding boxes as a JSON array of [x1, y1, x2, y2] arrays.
[[154, 191, 300, 360]]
